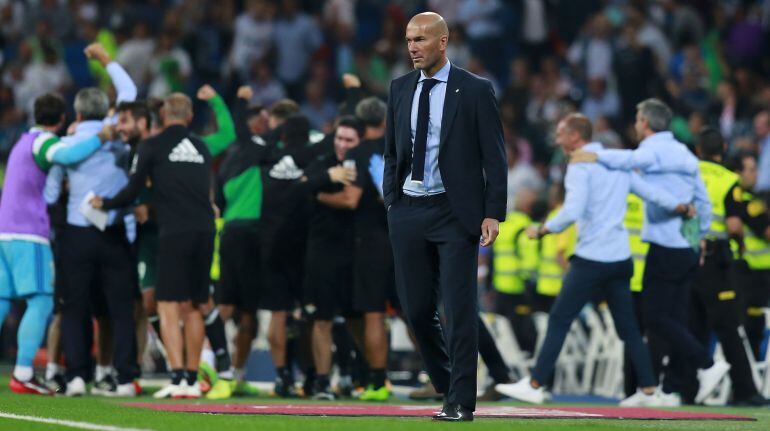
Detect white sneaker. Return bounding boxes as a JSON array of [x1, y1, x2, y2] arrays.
[[92, 382, 137, 398], [153, 382, 182, 399], [495, 377, 545, 404], [658, 391, 682, 407], [619, 389, 665, 407], [181, 381, 201, 399], [696, 360, 731, 404], [65, 377, 87, 397]]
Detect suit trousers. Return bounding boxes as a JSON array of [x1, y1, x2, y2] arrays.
[[388, 194, 480, 410], [532, 256, 657, 388], [641, 243, 713, 374], [59, 224, 138, 384]]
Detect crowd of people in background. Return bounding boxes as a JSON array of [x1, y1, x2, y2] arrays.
[[2, 0, 770, 407]]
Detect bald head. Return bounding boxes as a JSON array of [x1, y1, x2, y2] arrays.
[[405, 12, 449, 76], [162, 93, 193, 126], [407, 12, 449, 37]]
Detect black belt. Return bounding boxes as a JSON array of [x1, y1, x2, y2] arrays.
[[400, 192, 447, 206]]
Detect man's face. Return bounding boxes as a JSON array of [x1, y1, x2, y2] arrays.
[[116, 110, 144, 144], [405, 22, 446, 72], [554, 120, 577, 154], [740, 156, 758, 190], [248, 111, 269, 136], [334, 126, 360, 160], [634, 111, 649, 141]]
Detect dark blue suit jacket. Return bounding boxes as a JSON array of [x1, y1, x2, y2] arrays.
[[383, 64, 508, 235]]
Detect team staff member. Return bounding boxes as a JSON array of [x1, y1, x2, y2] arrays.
[[58, 42, 140, 397], [0, 93, 107, 396], [92, 94, 215, 399], [495, 114, 690, 407], [205, 86, 269, 400], [730, 153, 770, 361], [303, 116, 364, 400], [256, 112, 357, 397], [326, 97, 394, 401], [571, 99, 730, 403], [690, 128, 767, 406], [384, 13, 508, 421]]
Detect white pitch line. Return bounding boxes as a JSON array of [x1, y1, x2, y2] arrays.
[[0, 411, 155, 431]]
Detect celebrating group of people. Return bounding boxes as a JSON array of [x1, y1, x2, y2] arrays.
[[2, 5, 770, 423]]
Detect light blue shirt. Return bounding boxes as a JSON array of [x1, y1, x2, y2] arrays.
[[60, 61, 137, 229], [595, 132, 712, 248], [756, 135, 770, 192], [62, 121, 132, 227], [545, 142, 682, 262], [403, 60, 451, 196]]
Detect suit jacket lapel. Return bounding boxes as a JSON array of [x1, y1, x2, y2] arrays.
[[401, 71, 420, 153], [439, 65, 460, 151]]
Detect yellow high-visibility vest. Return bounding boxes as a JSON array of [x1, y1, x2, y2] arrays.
[[493, 211, 539, 294], [536, 207, 576, 297], [699, 160, 739, 240], [738, 189, 770, 270], [625, 194, 648, 292]]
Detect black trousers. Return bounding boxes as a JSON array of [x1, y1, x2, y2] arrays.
[[642, 243, 713, 384], [388, 194, 479, 410], [733, 261, 770, 360], [478, 316, 511, 384], [686, 241, 758, 401], [59, 225, 137, 384]]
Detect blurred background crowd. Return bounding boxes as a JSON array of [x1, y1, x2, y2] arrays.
[[2, 0, 770, 203]]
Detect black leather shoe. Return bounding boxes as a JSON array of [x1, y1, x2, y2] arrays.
[[432, 400, 450, 419], [731, 394, 770, 407], [432, 404, 474, 422]]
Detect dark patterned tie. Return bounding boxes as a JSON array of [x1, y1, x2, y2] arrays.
[[411, 78, 439, 183]]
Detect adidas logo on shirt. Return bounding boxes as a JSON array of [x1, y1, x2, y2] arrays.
[[269, 155, 304, 180], [169, 138, 204, 164]]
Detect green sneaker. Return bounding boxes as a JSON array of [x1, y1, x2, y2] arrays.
[[358, 385, 391, 402], [199, 362, 218, 385], [233, 380, 261, 397], [206, 379, 234, 400]]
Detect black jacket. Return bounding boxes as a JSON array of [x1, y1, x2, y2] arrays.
[[383, 64, 508, 235]]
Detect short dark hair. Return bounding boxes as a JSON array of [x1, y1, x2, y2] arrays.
[[336, 115, 365, 138], [246, 104, 266, 119], [269, 99, 300, 121], [147, 97, 164, 129], [33, 93, 66, 126], [695, 126, 724, 159], [727, 150, 757, 173], [561, 113, 592, 141], [117, 101, 151, 127], [281, 114, 310, 148]]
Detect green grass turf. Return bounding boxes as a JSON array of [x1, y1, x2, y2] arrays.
[[0, 378, 767, 431]]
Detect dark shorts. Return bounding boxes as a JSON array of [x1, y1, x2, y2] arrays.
[[352, 234, 394, 313], [303, 244, 353, 320], [217, 224, 260, 312], [156, 231, 214, 304], [259, 228, 304, 311]]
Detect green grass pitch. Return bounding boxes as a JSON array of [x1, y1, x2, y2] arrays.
[[0, 377, 767, 431]]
